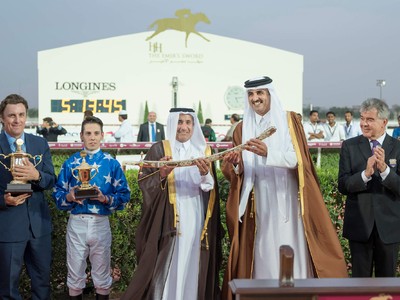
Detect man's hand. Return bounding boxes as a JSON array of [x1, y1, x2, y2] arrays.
[[223, 151, 241, 165], [159, 156, 175, 179], [365, 146, 387, 177], [245, 138, 268, 157], [308, 131, 324, 140], [4, 193, 30, 206], [11, 158, 40, 182], [374, 146, 387, 173], [195, 158, 210, 176], [365, 156, 376, 178], [89, 187, 108, 204], [315, 130, 324, 139], [66, 186, 83, 205]]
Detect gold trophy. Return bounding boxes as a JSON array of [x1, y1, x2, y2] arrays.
[[0, 139, 42, 195], [71, 151, 99, 200]]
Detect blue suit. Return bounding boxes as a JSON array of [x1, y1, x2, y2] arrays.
[[0, 132, 56, 300]]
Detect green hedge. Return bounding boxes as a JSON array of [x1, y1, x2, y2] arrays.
[[18, 150, 350, 298]]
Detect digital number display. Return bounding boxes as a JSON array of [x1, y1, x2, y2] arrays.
[[51, 99, 126, 113]]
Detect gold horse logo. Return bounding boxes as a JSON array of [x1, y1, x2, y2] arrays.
[[146, 9, 211, 47]]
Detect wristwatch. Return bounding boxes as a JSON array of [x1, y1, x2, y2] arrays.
[[32, 172, 42, 184]]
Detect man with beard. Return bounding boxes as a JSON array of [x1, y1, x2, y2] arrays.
[[221, 76, 348, 299], [343, 110, 362, 140], [121, 108, 222, 300], [303, 110, 325, 142]]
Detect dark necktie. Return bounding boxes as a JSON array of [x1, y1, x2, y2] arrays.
[[151, 123, 156, 142], [371, 140, 380, 154]]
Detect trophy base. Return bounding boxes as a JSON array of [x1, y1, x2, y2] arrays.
[[6, 184, 33, 196], [75, 188, 98, 200]]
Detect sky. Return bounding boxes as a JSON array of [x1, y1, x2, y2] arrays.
[[1, 0, 399, 110]]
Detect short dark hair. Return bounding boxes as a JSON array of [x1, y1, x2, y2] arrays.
[[0, 94, 29, 117], [81, 116, 103, 133], [205, 118, 212, 125], [345, 111, 353, 116], [231, 114, 240, 122], [326, 111, 335, 117], [309, 110, 318, 116], [43, 117, 53, 123], [83, 110, 94, 118]]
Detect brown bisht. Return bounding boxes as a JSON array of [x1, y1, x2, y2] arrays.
[[222, 112, 348, 300], [121, 140, 223, 300]]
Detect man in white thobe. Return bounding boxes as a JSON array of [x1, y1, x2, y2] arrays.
[[224, 76, 311, 279], [222, 76, 348, 300], [114, 110, 134, 142], [121, 108, 222, 300], [162, 109, 214, 299]]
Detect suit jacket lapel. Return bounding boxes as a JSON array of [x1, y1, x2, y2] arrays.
[[0, 132, 12, 155], [25, 133, 32, 154], [382, 134, 394, 159], [358, 135, 372, 161], [145, 122, 150, 140]]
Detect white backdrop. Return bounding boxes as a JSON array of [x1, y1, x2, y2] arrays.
[[38, 31, 303, 127]]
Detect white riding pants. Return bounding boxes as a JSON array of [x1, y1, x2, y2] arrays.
[[66, 214, 112, 294]]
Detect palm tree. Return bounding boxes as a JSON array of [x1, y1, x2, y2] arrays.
[[143, 100, 149, 123], [197, 101, 204, 124]]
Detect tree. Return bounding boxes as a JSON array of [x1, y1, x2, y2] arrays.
[[391, 104, 400, 120], [197, 101, 204, 125], [143, 100, 149, 123], [28, 108, 38, 118]]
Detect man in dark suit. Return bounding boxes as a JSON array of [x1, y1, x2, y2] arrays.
[[339, 98, 400, 277], [36, 116, 67, 142], [0, 94, 56, 299], [137, 111, 165, 142]]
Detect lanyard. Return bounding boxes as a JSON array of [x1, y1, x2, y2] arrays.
[[327, 123, 337, 136], [345, 124, 352, 138], [310, 123, 318, 134]]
